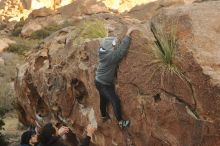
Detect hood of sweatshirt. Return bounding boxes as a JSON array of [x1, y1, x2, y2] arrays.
[[99, 37, 117, 63], [100, 37, 117, 50]]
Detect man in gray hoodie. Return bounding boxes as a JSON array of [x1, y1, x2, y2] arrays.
[[95, 27, 136, 128]]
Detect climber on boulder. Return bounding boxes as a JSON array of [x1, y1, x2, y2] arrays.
[[95, 26, 136, 128]]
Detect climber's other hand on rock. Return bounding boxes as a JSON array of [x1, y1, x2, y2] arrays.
[[126, 26, 139, 36], [57, 126, 69, 136]]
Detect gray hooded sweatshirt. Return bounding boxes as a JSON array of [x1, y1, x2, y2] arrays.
[[95, 36, 131, 85]]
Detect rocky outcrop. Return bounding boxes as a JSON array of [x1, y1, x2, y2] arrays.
[[20, 0, 109, 37], [20, 0, 196, 37], [15, 1, 220, 146]]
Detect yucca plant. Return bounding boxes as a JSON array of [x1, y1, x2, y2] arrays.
[[150, 22, 198, 115], [80, 19, 108, 39], [150, 22, 184, 78], [151, 22, 177, 66]]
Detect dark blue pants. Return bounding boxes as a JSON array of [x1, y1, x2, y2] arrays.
[[95, 81, 122, 121]]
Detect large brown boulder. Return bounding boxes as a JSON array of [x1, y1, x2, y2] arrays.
[[15, 1, 220, 146]]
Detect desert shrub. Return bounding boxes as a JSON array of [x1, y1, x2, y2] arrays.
[[30, 29, 52, 39], [7, 43, 28, 55], [30, 24, 64, 39], [0, 24, 7, 30], [0, 53, 24, 111], [80, 19, 108, 39], [0, 53, 24, 79], [11, 19, 25, 37], [0, 125, 8, 146], [0, 108, 8, 146], [11, 28, 23, 37], [30, 21, 75, 40], [0, 80, 15, 111], [7, 37, 40, 55]]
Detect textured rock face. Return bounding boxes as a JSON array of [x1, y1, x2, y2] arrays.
[[15, 1, 220, 146]]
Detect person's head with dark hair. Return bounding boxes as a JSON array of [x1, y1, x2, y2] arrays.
[[20, 130, 38, 146], [38, 123, 56, 145]]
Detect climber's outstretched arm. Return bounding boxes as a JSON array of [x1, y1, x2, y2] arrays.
[[109, 26, 138, 63]]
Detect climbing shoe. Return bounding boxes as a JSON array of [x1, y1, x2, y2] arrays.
[[119, 120, 130, 128], [101, 114, 110, 123]]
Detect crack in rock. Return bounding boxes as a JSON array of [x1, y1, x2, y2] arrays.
[[160, 89, 200, 120]]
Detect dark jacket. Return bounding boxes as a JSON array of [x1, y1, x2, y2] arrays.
[[80, 136, 91, 146], [39, 136, 91, 146], [20, 144, 39, 146], [42, 136, 66, 146], [95, 36, 131, 85]]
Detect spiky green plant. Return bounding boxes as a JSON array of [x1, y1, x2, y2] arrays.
[[150, 22, 184, 78], [151, 22, 177, 66], [80, 19, 108, 39], [150, 22, 198, 116]]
